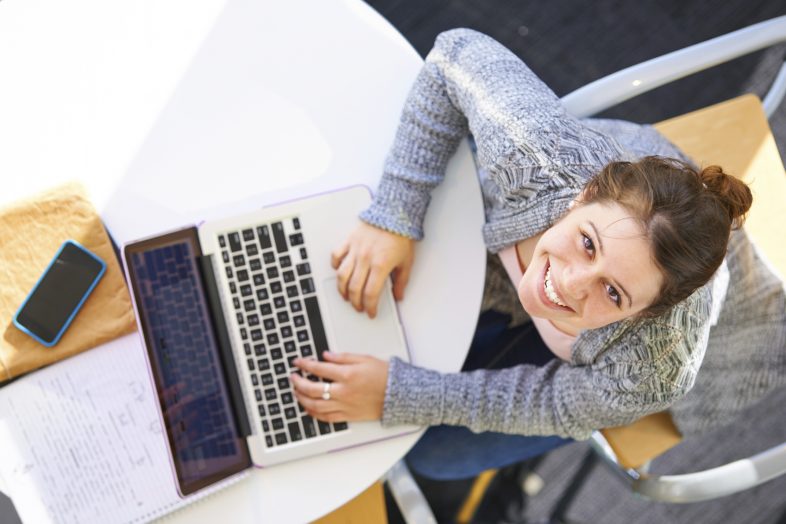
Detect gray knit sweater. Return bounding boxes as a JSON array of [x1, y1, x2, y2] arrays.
[[361, 29, 786, 439]]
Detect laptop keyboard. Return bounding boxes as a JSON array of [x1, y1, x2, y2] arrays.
[[218, 216, 348, 448]]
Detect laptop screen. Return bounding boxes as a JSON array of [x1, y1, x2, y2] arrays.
[[125, 228, 251, 496]]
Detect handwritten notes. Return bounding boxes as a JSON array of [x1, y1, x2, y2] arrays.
[[0, 335, 245, 523]]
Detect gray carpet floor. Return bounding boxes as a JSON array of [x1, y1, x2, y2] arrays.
[[363, 1, 786, 523]]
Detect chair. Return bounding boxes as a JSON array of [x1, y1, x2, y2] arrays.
[[386, 15, 786, 523]]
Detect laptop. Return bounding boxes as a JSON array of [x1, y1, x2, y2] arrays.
[[122, 185, 414, 496]]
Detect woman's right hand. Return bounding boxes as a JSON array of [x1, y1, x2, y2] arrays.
[[331, 221, 415, 319]]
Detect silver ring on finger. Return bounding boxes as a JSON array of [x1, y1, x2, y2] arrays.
[[321, 382, 332, 401]]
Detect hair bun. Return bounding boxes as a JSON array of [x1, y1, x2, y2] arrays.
[[700, 165, 753, 229]]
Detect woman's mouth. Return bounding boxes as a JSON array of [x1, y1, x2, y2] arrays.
[[542, 262, 571, 311]]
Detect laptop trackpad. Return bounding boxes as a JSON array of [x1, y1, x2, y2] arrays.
[[321, 277, 405, 360]]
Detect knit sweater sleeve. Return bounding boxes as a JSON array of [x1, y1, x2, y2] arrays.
[[359, 28, 573, 240], [382, 296, 712, 440]]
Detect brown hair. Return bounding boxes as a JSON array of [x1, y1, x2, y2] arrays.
[[581, 156, 752, 317]]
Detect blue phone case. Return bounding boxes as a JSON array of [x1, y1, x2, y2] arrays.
[[13, 240, 107, 347]]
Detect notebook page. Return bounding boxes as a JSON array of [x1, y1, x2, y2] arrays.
[[0, 335, 247, 524]]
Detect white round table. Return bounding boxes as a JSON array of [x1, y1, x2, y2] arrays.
[[0, 1, 485, 521]]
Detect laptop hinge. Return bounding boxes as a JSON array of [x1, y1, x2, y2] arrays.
[[197, 253, 252, 439]]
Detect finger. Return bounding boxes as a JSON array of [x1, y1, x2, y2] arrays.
[[335, 252, 356, 300], [294, 391, 341, 414], [321, 351, 366, 365], [290, 373, 343, 400], [294, 358, 346, 382], [362, 268, 387, 318], [392, 262, 412, 301], [347, 259, 371, 312], [331, 240, 350, 270]]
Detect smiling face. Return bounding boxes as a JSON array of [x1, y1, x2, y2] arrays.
[[517, 201, 664, 335]]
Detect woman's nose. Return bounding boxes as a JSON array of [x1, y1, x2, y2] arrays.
[[562, 264, 594, 300]]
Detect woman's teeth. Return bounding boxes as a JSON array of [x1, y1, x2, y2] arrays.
[[544, 267, 567, 307]]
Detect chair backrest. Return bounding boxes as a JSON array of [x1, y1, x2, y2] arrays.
[[599, 94, 786, 471]]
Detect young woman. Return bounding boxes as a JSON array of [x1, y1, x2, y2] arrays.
[[290, 29, 786, 480]]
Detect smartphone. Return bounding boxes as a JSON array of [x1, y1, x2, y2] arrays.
[[13, 240, 107, 347]]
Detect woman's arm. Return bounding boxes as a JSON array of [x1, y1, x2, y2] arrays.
[[336, 28, 582, 315]]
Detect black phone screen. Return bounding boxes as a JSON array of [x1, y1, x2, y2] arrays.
[[16, 242, 106, 345]]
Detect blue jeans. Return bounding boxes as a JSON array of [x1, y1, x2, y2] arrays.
[[404, 311, 573, 480]]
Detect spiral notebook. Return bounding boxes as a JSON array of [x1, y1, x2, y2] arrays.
[[0, 335, 245, 524]]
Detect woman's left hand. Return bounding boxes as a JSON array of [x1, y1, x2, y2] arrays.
[[291, 351, 389, 422]]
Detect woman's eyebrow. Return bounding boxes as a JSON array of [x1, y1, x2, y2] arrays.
[[589, 220, 633, 308]]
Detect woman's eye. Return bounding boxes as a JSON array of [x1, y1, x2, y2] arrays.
[[582, 233, 594, 253], [606, 284, 621, 307]]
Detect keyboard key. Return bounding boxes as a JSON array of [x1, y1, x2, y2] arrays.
[[289, 233, 304, 246], [334, 422, 348, 431], [278, 377, 290, 390], [251, 329, 263, 341], [296, 263, 311, 276], [229, 282, 237, 294], [218, 235, 227, 247], [281, 392, 294, 404], [240, 284, 253, 297], [317, 420, 332, 435], [263, 251, 275, 264], [258, 359, 270, 371], [247, 358, 255, 371], [244, 299, 255, 312], [288, 422, 303, 442], [267, 333, 279, 345], [254, 343, 266, 356], [291, 300, 302, 312], [302, 416, 316, 438], [274, 363, 286, 375], [283, 270, 295, 283], [240, 328, 248, 340], [280, 255, 292, 268], [266, 267, 279, 279], [264, 389, 277, 402], [253, 273, 265, 287], [281, 326, 292, 339], [222, 250, 230, 263], [269, 403, 281, 416], [258, 404, 265, 417], [272, 417, 284, 430], [270, 347, 283, 360], [293, 315, 305, 327], [233, 254, 245, 267], [274, 296, 286, 309], [284, 407, 297, 420], [264, 318, 276, 330], [243, 343, 252, 356], [260, 303, 273, 316], [300, 247, 308, 260], [277, 311, 289, 323], [225, 266, 233, 279], [275, 432, 288, 445], [233, 297, 241, 309], [257, 289, 269, 301], [262, 420, 269, 432], [300, 277, 315, 294], [292, 217, 301, 230], [271, 281, 283, 294], [237, 269, 249, 282], [248, 314, 260, 326], [284, 340, 296, 353], [305, 296, 329, 359], [236, 312, 244, 325], [272, 222, 287, 253], [247, 244, 259, 256], [265, 435, 274, 447], [257, 226, 272, 249], [301, 344, 313, 357], [286, 285, 299, 298], [261, 373, 273, 386], [255, 389, 263, 402], [242, 228, 255, 241], [229, 232, 242, 252], [251, 374, 259, 386], [249, 258, 262, 271]]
